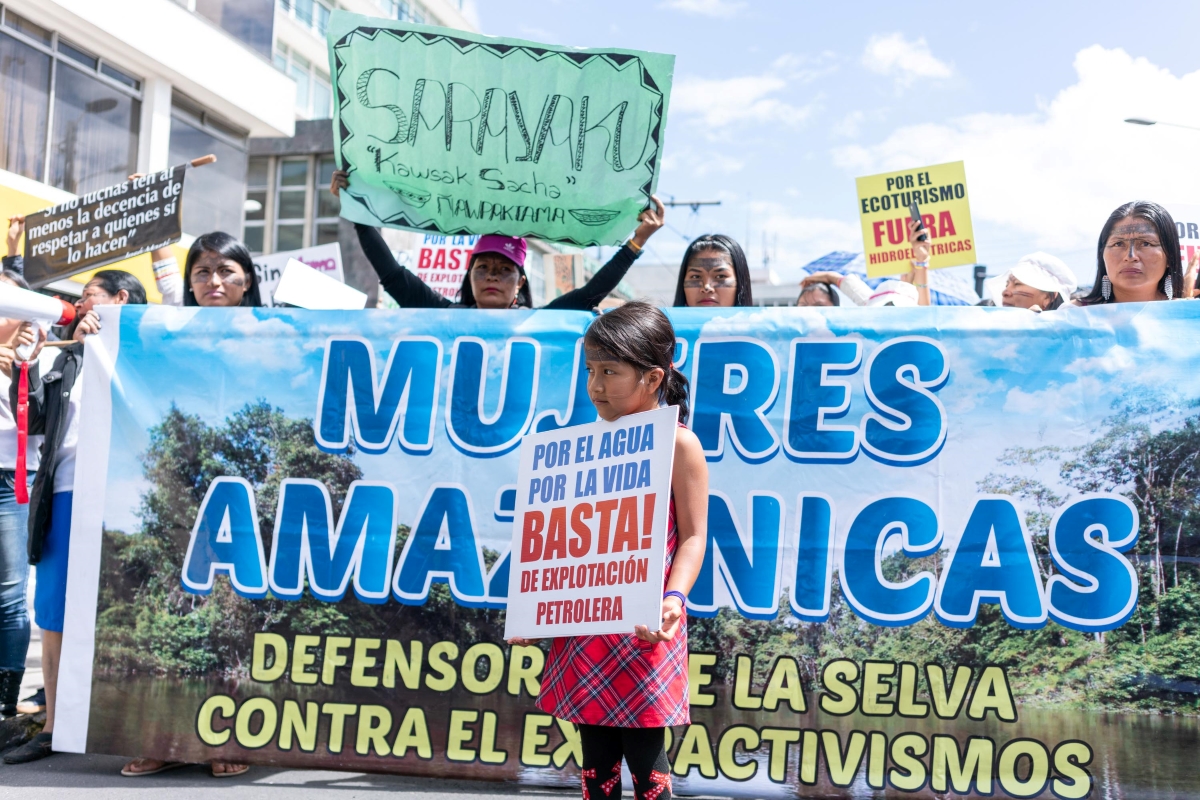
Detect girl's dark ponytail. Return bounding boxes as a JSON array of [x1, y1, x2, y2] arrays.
[[583, 301, 689, 423], [663, 365, 690, 424]]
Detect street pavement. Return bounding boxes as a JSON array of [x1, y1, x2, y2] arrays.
[[0, 753, 582, 799]]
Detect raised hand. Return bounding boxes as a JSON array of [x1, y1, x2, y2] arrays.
[[330, 169, 350, 197], [631, 195, 666, 247], [6, 216, 24, 257]]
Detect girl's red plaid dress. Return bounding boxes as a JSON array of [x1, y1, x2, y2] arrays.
[[535, 495, 689, 728]]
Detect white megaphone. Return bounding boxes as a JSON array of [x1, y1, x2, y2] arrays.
[[0, 283, 77, 359]]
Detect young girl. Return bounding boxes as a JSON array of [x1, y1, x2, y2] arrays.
[[510, 301, 708, 800]]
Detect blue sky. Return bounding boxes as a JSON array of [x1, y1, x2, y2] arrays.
[[470, 0, 1200, 286]]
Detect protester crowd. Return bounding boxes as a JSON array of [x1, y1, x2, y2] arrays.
[[0, 172, 1196, 779]]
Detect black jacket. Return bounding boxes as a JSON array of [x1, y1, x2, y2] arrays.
[[10, 344, 81, 563], [355, 223, 639, 311]]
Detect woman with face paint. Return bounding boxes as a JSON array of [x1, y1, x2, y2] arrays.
[[672, 235, 753, 308], [181, 233, 263, 308], [1078, 202, 1185, 305], [331, 171, 665, 310], [982, 253, 1076, 311], [113, 237, 257, 778]]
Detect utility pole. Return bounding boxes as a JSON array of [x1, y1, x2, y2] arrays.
[[661, 199, 722, 212]]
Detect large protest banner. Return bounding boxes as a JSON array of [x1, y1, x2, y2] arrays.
[[56, 303, 1200, 798], [22, 165, 187, 287], [857, 161, 976, 277], [327, 11, 674, 247]]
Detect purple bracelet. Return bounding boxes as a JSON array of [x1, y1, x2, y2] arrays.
[[663, 590, 687, 608]]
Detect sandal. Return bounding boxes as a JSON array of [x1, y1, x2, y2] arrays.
[[211, 762, 249, 778], [122, 758, 187, 776]]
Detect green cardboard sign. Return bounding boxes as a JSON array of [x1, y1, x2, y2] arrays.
[[327, 12, 674, 246]]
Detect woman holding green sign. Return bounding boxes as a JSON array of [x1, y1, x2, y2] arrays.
[[331, 171, 665, 310]]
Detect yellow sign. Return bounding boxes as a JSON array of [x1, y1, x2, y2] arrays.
[[855, 160, 976, 277]]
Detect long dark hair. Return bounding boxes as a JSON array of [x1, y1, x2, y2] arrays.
[[584, 301, 690, 424], [64, 268, 146, 339], [458, 256, 533, 309], [798, 282, 840, 306], [1080, 201, 1182, 305], [184, 232, 263, 307], [90, 269, 147, 305], [672, 234, 754, 308]]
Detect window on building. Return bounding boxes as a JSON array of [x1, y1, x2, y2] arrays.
[[242, 153, 343, 254], [243, 156, 268, 254], [0, 20, 51, 182], [375, 0, 433, 23], [193, 0, 275, 59], [273, 42, 331, 119], [275, 157, 308, 252], [168, 93, 249, 236], [278, 0, 332, 38], [0, 9, 142, 194], [314, 154, 339, 245], [289, 53, 310, 112]]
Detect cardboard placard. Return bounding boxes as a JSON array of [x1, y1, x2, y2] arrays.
[[504, 406, 678, 639], [253, 243, 345, 308], [410, 233, 479, 300], [327, 11, 674, 247], [272, 258, 367, 309], [23, 166, 187, 287], [856, 160, 976, 277]]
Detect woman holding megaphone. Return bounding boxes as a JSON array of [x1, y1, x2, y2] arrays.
[[1, 269, 150, 766]]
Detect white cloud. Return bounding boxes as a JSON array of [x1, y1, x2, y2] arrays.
[[660, 147, 745, 177], [748, 200, 861, 279], [832, 110, 866, 138], [672, 76, 811, 128], [1064, 345, 1135, 375], [862, 33, 953, 87], [833, 46, 1200, 258], [659, 0, 746, 18], [672, 54, 830, 129]]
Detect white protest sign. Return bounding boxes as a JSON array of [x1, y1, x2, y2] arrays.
[[1167, 203, 1200, 267], [273, 259, 367, 310], [253, 243, 343, 308], [504, 406, 678, 639], [411, 233, 479, 299]]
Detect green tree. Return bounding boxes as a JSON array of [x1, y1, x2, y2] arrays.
[[96, 402, 505, 676]]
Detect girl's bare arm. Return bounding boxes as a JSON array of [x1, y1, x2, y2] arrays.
[[635, 426, 708, 643]]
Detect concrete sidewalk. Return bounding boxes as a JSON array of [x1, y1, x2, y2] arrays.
[[0, 753, 581, 798]]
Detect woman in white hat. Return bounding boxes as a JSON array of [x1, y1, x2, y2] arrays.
[[985, 252, 1077, 311]]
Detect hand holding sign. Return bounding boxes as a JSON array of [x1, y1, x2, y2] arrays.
[[6, 216, 23, 257], [1186, 248, 1200, 299], [635, 592, 684, 644]]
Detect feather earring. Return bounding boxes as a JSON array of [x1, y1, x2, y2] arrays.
[[1101, 275, 1112, 301], [1164, 274, 1174, 300]]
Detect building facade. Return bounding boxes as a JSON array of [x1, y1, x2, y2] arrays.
[[0, 0, 619, 307], [0, 0, 295, 295]]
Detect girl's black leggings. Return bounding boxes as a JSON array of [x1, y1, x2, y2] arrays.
[[578, 724, 672, 800]]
